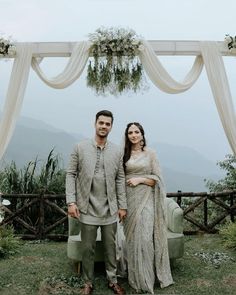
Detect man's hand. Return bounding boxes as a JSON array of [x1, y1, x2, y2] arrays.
[[118, 209, 127, 223], [68, 203, 80, 219]]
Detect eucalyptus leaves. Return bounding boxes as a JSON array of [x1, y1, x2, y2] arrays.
[[87, 27, 145, 96], [225, 35, 236, 54]]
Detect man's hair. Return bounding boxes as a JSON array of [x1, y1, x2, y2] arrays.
[[95, 110, 114, 124]]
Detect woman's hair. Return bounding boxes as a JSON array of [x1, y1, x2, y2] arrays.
[[123, 122, 146, 171]]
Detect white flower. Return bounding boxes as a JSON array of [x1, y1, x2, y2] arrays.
[[0, 35, 15, 56], [8, 45, 16, 56], [225, 35, 232, 43], [138, 44, 145, 52], [132, 40, 139, 46], [2, 199, 10, 206], [224, 34, 236, 53], [87, 27, 145, 96], [0, 215, 4, 223]]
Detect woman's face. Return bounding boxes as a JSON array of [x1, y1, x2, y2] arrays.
[[127, 124, 142, 145]]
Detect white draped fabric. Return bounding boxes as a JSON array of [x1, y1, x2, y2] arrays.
[[0, 43, 33, 160], [0, 40, 236, 161], [0, 42, 90, 160], [138, 40, 236, 154], [200, 41, 236, 155], [31, 41, 90, 88], [138, 40, 204, 94]]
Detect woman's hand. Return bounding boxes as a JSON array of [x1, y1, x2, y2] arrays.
[[127, 177, 156, 187], [127, 177, 145, 187]]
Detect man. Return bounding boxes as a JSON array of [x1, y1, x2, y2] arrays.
[[66, 110, 127, 295]]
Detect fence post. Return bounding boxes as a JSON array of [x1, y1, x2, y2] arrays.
[[177, 190, 182, 207], [38, 192, 45, 240], [204, 198, 208, 227]]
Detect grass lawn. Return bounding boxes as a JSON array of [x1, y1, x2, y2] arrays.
[[0, 234, 236, 295]]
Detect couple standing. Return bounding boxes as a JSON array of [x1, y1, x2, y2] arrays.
[[66, 110, 173, 295]]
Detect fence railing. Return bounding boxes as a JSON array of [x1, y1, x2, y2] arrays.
[[0, 193, 68, 240], [168, 190, 236, 234], [1, 190, 236, 240]]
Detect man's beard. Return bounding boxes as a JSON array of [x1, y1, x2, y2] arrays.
[[98, 134, 107, 138]]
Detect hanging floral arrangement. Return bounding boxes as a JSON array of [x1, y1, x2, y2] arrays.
[[0, 35, 16, 57], [87, 27, 146, 96], [224, 34, 236, 54]]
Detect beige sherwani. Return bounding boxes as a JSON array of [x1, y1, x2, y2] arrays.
[[66, 139, 126, 213], [66, 139, 127, 284]]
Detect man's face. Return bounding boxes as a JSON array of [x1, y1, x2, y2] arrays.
[[95, 115, 112, 138]]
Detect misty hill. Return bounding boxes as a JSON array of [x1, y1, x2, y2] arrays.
[[0, 116, 224, 192], [151, 142, 224, 192], [2, 125, 83, 168]]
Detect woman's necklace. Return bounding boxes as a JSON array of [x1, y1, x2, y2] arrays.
[[131, 148, 142, 159]]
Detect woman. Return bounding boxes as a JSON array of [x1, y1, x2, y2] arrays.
[[122, 122, 173, 294]]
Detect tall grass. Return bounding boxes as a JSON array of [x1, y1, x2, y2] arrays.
[[0, 149, 65, 194]]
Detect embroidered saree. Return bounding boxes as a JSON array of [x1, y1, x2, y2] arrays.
[[123, 148, 173, 294]]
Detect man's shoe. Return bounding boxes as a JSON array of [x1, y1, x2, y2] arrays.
[[108, 282, 125, 295], [80, 283, 93, 295]]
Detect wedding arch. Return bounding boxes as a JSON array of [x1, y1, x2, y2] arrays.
[[0, 38, 236, 160]]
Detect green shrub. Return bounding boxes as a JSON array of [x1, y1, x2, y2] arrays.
[[219, 222, 236, 250], [0, 225, 20, 258]]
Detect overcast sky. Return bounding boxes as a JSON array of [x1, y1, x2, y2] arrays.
[[0, 0, 236, 162]]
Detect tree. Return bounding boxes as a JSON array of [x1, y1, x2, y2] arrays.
[[205, 154, 236, 192]]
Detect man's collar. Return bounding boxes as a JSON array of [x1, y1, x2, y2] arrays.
[[92, 139, 108, 149]]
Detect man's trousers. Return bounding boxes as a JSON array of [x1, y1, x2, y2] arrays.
[[80, 222, 117, 284]]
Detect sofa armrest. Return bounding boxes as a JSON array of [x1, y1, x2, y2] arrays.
[[166, 198, 183, 233]]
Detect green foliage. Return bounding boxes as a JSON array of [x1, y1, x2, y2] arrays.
[[37, 149, 65, 193], [87, 27, 146, 96], [0, 149, 65, 194], [0, 150, 66, 236], [0, 35, 16, 56], [205, 154, 236, 192], [225, 34, 236, 52], [0, 225, 20, 258], [219, 222, 236, 250], [1, 236, 236, 295]]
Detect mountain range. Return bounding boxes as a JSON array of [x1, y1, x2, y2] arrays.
[[0, 116, 224, 193]]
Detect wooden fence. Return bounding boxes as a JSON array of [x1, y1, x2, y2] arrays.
[[169, 190, 236, 234], [1, 190, 236, 240], [0, 193, 68, 240]]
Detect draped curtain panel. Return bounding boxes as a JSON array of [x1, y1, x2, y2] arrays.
[[0, 40, 235, 161], [138, 40, 204, 94], [0, 43, 33, 160], [200, 41, 236, 155], [31, 41, 90, 88], [139, 40, 236, 155]]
